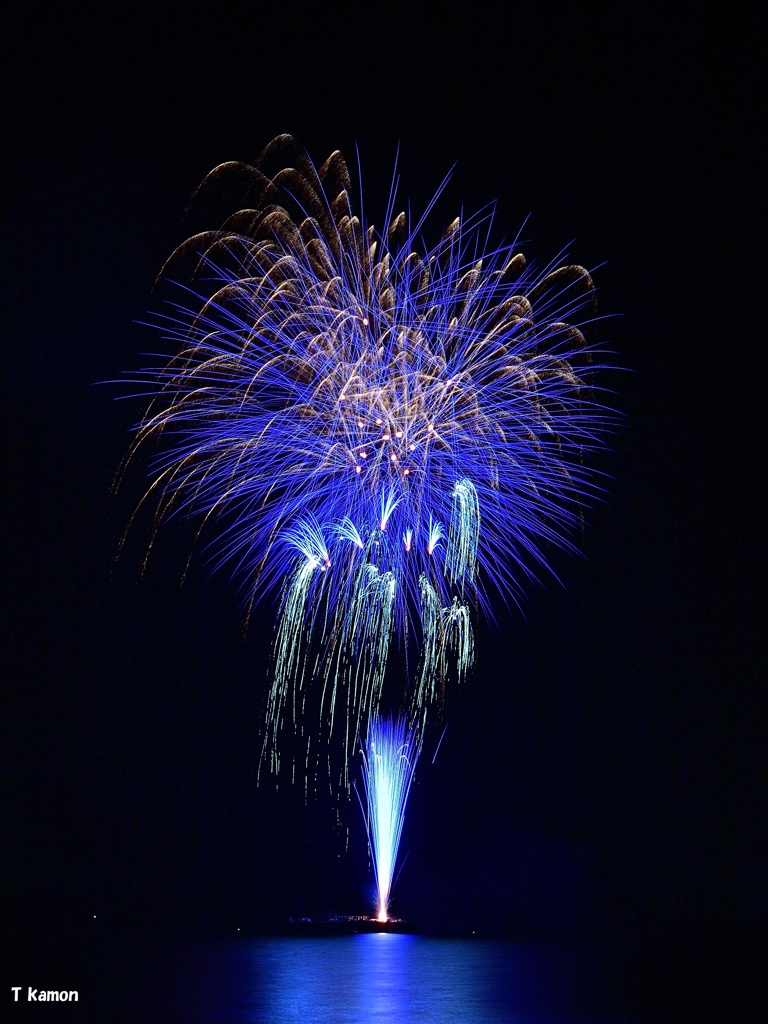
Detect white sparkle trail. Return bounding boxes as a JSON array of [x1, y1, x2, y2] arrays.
[[446, 478, 480, 587]]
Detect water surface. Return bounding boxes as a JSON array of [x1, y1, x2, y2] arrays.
[[167, 934, 636, 1023]]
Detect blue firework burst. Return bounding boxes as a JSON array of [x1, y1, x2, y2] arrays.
[[124, 135, 611, 780]]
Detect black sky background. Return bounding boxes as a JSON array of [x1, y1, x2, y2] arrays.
[[4, 2, 765, 963]]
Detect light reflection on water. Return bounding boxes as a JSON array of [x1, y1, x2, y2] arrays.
[[174, 934, 630, 1024], [261, 933, 497, 1023]]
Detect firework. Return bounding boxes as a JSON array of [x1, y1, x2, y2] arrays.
[[360, 716, 419, 922], [124, 135, 609, 782]]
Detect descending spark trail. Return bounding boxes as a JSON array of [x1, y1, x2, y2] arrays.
[[122, 134, 612, 783], [360, 717, 419, 922]]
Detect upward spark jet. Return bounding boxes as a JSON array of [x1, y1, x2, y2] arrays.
[[360, 716, 419, 922]]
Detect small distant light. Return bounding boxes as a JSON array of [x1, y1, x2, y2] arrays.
[[391, 454, 397, 461], [375, 418, 383, 425], [409, 444, 416, 451], [358, 420, 364, 428], [403, 468, 410, 475], [355, 465, 362, 473], [93, 915, 97, 919], [361, 451, 368, 458], [427, 423, 434, 432], [395, 430, 403, 438], [362, 317, 369, 326]]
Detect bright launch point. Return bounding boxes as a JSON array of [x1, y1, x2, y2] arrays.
[[361, 716, 419, 922]]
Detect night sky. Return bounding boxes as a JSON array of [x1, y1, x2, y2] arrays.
[[4, 1, 764, 980]]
